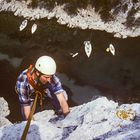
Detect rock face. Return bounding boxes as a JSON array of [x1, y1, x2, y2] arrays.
[[0, 97, 140, 140], [0, 97, 11, 127]]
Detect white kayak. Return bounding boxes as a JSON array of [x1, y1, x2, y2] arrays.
[[19, 19, 28, 31], [106, 44, 115, 56], [70, 52, 79, 58], [31, 23, 37, 34], [84, 41, 92, 58], [109, 44, 115, 56], [72, 52, 79, 58]]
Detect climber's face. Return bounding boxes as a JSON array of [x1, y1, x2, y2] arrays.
[[39, 75, 52, 84], [35, 71, 52, 84]]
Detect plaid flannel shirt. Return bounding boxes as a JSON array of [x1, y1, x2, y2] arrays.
[[15, 69, 65, 105]]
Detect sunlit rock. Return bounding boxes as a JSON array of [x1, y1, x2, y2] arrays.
[[0, 97, 11, 127], [0, 97, 140, 139], [0, 97, 10, 118]]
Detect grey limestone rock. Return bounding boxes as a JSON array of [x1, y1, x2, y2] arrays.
[[0, 97, 11, 127]]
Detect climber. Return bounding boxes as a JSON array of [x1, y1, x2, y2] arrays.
[[15, 55, 70, 120]]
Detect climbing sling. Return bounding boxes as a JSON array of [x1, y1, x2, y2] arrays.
[[26, 65, 43, 109]]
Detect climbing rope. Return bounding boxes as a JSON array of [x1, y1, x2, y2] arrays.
[[21, 91, 42, 140]]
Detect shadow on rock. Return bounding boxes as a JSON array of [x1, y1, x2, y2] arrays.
[[94, 116, 140, 140], [1, 123, 41, 140]]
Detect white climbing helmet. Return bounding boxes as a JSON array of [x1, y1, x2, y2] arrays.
[[35, 56, 56, 75]]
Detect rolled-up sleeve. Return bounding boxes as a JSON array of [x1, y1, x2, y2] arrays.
[[52, 75, 65, 94]]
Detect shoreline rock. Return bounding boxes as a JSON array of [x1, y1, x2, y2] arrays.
[[0, 0, 139, 38]]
